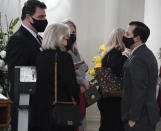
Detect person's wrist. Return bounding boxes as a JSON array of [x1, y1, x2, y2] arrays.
[[122, 52, 129, 57]]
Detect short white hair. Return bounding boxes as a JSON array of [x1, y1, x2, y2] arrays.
[[41, 23, 70, 50]]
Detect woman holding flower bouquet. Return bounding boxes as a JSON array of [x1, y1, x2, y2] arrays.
[[97, 28, 131, 131]]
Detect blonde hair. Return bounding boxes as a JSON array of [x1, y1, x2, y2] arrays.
[[42, 23, 70, 50], [103, 28, 125, 57], [62, 19, 80, 56], [159, 48, 161, 59], [62, 19, 76, 32]]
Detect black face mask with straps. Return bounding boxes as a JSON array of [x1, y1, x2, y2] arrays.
[[66, 34, 76, 50], [122, 36, 135, 49], [30, 17, 48, 32]]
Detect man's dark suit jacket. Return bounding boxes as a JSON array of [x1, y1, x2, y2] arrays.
[[122, 44, 160, 126], [6, 26, 41, 131], [6, 26, 41, 98]]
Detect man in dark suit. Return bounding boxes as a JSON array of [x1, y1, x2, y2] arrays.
[[122, 21, 160, 131], [6, 0, 48, 130]]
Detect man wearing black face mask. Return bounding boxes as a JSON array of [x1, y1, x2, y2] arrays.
[[6, 0, 47, 131], [121, 21, 160, 131]]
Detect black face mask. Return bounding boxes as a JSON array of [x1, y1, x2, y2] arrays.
[[122, 36, 135, 49], [66, 34, 76, 50], [31, 17, 48, 32]]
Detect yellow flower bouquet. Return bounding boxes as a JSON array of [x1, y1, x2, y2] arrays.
[[88, 44, 106, 85]]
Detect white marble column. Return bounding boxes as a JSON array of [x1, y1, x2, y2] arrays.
[[144, 0, 161, 65]]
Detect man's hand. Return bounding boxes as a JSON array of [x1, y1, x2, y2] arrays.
[[128, 120, 136, 127]]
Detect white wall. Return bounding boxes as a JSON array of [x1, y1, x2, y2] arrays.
[[118, 0, 145, 28], [144, 0, 161, 65], [0, 0, 21, 32]]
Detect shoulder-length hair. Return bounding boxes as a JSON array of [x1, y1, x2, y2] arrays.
[[62, 19, 80, 57], [41, 23, 70, 50], [103, 28, 125, 57], [159, 48, 161, 59]]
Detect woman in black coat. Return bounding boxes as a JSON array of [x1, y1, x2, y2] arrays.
[[30, 23, 80, 131], [97, 28, 131, 131]]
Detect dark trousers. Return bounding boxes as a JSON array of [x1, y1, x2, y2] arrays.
[[10, 105, 18, 131], [124, 123, 155, 131], [10, 87, 19, 131], [97, 97, 124, 131]]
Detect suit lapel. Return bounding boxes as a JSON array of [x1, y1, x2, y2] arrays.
[[123, 44, 146, 71], [20, 26, 41, 47], [123, 55, 133, 72]]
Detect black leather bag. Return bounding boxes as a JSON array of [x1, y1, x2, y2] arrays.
[[52, 53, 81, 127], [95, 67, 122, 98], [83, 85, 101, 107], [52, 104, 81, 126]]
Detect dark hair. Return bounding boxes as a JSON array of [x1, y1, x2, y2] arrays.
[[129, 21, 150, 43], [21, 0, 47, 21]]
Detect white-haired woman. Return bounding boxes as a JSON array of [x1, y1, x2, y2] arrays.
[[97, 28, 131, 131], [30, 23, 80, 131]]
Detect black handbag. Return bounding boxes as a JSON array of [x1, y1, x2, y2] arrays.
[[83, 85, 101, 107], [95, 67, 122, 98], [52, 53, 81, 127]]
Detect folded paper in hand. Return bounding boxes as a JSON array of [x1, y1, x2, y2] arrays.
[[74, 61, 85, 69]]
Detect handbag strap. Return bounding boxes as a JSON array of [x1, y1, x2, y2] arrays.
[[106, 54, 110, 65], [53, 52, 77, 105]]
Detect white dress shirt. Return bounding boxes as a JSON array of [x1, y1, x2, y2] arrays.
[[22, 23, 37, 39]]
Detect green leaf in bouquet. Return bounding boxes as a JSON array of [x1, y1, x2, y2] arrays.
[[90, 78, 96, 83], [0, 32, 4, 39], [0, 14, 19, 97], [9, 17, 19, 30], [0, 40, 2, 44], [9, 31, 13, 35]]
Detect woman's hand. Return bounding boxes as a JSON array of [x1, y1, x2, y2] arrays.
[[80, 86, 86, 93], [122, 48, 131, 57], [80, 80, 90, 93], [83, 79, 90, 90], [158, 77, 161, 85]]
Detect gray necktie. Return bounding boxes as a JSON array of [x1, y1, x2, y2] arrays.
[[36, 35, 42, 45]]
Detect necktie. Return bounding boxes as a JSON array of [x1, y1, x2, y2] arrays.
[[36, 35, 42, 45]]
